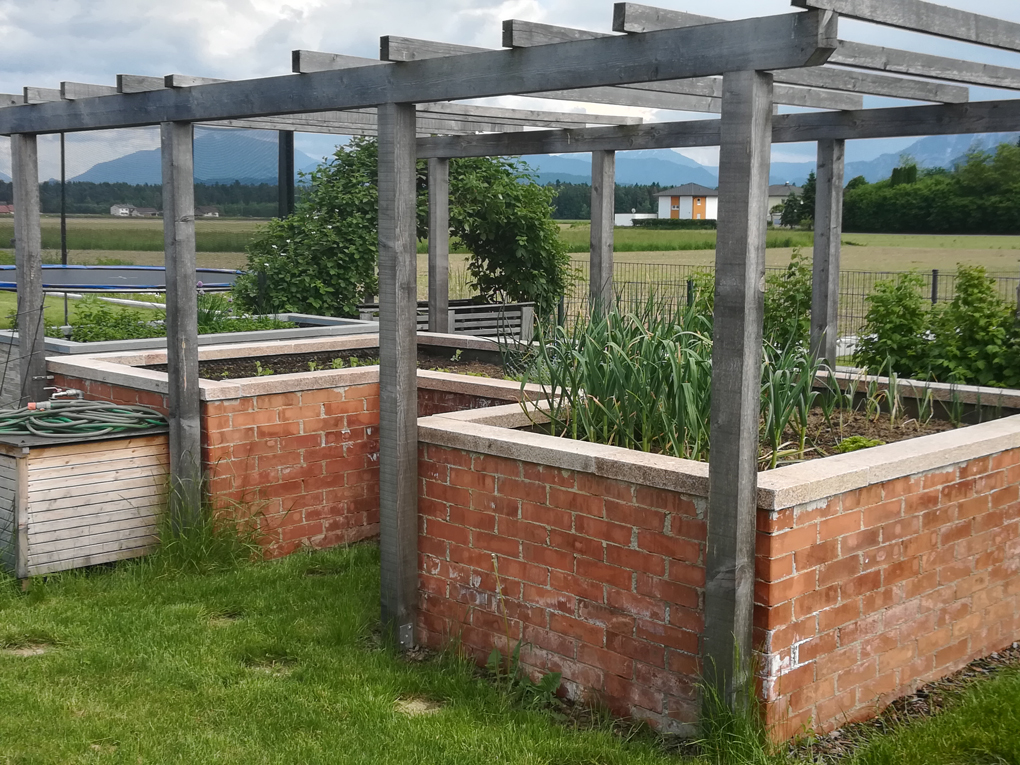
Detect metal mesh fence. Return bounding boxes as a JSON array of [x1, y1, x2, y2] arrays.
[[564, 259, 1020, 338]]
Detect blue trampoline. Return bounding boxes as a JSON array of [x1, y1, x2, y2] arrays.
[[0, 265, 242, 293]]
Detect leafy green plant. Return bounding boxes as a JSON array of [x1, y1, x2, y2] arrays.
[[854, 271, 932, 377], [836, 435, 885, 453]]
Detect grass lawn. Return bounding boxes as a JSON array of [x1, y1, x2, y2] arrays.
[[0, 544, 674, 765], [1, 543, 1018, 764]]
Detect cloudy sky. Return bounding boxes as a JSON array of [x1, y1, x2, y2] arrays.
[[2, 0, 1020, 178]]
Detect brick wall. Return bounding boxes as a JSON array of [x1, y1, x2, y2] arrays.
[[757, 448, 1020, 739], [53, 372, 518, 557], [417, 442, 707, 732]]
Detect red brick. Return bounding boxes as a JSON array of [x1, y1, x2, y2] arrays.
[[772, 524, 818, 556], [606, 545, 666, 577], [550, 612, 605, 646], [550, 530, 603, 560], [575, 515, 632, 546], [606, 587, 666, 621], [497, 476, 548, 504], [549, 487, 604, 517], [605, 500, 666, 531], [523, 543, 574, 573], [819, 511, 862, 541]]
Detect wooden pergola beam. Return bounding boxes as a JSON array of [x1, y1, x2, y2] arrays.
[[0, 12, 837, 135], [609, 5, 970, 103], [417, 97, 1020, 158], [400, 28, 862, 111], [614, 3, 1020, 92], [793, 0, 1020, 54]]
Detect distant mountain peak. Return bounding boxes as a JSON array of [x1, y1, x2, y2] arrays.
[[70, 128, 320, 185]]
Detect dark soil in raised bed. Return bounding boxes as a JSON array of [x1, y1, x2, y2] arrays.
[[145, 349, 506, 381]]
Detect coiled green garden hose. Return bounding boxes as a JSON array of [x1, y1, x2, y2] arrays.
[[0, 401, 168, 438]]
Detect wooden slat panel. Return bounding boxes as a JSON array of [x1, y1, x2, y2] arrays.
[[29, 516, 160, 549], [30, 501, 163, 535], [28, 443, 169, 472], [25, 436, 168, 466], [27, 532, 158, 570], [28, 542, 158, 576], [30, 487, 166, 520], [28, 461, 169, 493], [27, 474, 166, 505]]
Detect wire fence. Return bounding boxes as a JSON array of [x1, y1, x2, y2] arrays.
[[563, 260, 1020, 337]]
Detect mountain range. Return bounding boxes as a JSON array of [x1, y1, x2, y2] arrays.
[[70, 129, 320, 185], [8, 129, 1020, 190], [530, 132, 1020, 188]]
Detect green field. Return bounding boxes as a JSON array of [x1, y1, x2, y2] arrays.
[[1, 218, 1019, 281]]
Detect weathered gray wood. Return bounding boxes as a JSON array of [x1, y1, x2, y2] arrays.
[[377, 102, 419, 650], [292, 50, 385, 73], [419, 97, 1020, 159], [160, 121, 202, 529], [427, 157, 450, 334], [0, 12, 837, 134], [117, 75, 166, 93], [793, 0, 1020, 53], [60, 82, 118, 100], [23, 87, 60, 104], [830, 41, 1020, 92], [11, 135, 45, 406], [165, 74, 227, 88], [278, 131, 295, 218], [611, 5, 970, 102], [706, 70, 773, 707], [590, 150, 615, 313], [811, 138, 845, 367], [502, 20, 864, 110]]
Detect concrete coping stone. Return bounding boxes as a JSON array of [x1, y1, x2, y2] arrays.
[[420, 405, 1020, 512]]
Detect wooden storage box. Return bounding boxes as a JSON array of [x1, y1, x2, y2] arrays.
[[0, 431, 169, 578]]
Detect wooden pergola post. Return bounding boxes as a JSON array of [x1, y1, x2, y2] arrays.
[[278, 130, 296, 218], [705, 70, 774, 706], [590, 149, 616, 313], [811, 138, 846, 366], [427, 157, 450, 333], [378, 102, 419, 648], [11, 134, 45, 405], [161, 121, 203, 527]]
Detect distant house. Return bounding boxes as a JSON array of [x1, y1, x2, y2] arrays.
[[195, 206, 220, 218], [768, 183, 802, 224], [110, 204, 160, 217], [654, 184, 719, 221]]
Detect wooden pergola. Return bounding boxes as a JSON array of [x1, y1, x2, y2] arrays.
[[3, 0, 1019, 704]]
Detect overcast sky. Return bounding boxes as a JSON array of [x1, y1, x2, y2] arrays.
[[2, 0, 1020, 178]]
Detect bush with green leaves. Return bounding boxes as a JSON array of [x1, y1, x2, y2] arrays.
[[854, 271, 932, 377], [855, 265, 1020, 388], [234, 139, 570, 319]]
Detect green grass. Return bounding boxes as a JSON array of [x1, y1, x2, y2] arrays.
[[845, 669, 1020, 764], [0, 545, 675, 765]]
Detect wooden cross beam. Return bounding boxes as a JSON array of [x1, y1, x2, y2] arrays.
[[416, 97, 1020, 158], [792, 0, 1020, 54], [0, 12, 837, 135], [396, 29, 863, 111], [608, 5, 969, 103]]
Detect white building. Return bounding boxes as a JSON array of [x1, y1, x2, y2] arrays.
[[654, 184, 719, 221]]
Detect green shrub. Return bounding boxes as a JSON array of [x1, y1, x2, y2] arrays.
[[854, 271, 931, 377]]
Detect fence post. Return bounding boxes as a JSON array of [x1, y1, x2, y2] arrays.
[[931, 269, 939, 305]]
